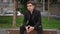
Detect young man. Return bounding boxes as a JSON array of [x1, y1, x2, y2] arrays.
[[20, 1, 42, 34]]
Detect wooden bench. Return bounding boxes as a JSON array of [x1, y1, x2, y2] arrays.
[[6, 30, 56, 34], [6, 30, 37, 34]]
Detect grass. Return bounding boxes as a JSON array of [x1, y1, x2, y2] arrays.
[[42, 17, 60, 29], [0, 16, 13, 28], [0, 16, 24, 28], [0, 16, 60, 29]]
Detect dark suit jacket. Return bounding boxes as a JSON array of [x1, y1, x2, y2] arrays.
[[22, 9, 41, 28]]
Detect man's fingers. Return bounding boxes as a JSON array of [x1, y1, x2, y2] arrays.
[[26, 26, 34, 33], [27, 28, 32, 33], [27, 29, 30, 33], [27, 29, 31, 33], [26, 28, 31, 33]]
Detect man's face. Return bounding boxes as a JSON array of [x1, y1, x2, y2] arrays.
[[27, 3, 35, 11]]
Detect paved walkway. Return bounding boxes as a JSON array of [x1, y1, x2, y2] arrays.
[[0, 29, 6, 34]]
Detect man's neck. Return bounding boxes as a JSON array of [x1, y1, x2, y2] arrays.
[[30, 10, 34, 14]]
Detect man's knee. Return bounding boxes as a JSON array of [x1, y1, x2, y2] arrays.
[[20, 26, 25, 30], [35, 26, 42, 31]]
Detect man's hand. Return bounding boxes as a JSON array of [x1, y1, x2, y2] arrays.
[[25, 25, 34, 33], [27, 26, 34, 33], [25, 25, 30, 33]]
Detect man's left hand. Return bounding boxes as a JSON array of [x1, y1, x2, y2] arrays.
[[27, 26, 34, 33]]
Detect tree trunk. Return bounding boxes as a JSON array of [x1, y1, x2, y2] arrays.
[[48, 0, 50, 21], [13, 0, 18, 27]]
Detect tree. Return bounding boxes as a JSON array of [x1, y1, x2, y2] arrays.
[[13, 0, 18, 27], [48, 0, 50, 21], [13, 0, 29, 27]]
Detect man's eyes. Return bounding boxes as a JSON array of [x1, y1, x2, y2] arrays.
[[27, 5, 32, 7]]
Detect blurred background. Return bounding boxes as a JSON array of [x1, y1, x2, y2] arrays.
[[0, 0, 60, 34]]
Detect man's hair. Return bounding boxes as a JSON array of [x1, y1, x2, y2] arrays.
[[27, 1, 36, 6]]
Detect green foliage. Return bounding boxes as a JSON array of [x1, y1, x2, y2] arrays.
[[21, 5, 27, 15], [18, 0, 29, 15], [19, 0, 29, 5]]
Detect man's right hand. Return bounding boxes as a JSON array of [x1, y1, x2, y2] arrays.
[[25, 25, 30, 33]]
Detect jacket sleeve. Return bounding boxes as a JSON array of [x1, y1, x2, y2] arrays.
[[34, 11, 41, 28], [22, 12, 27, 27]]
